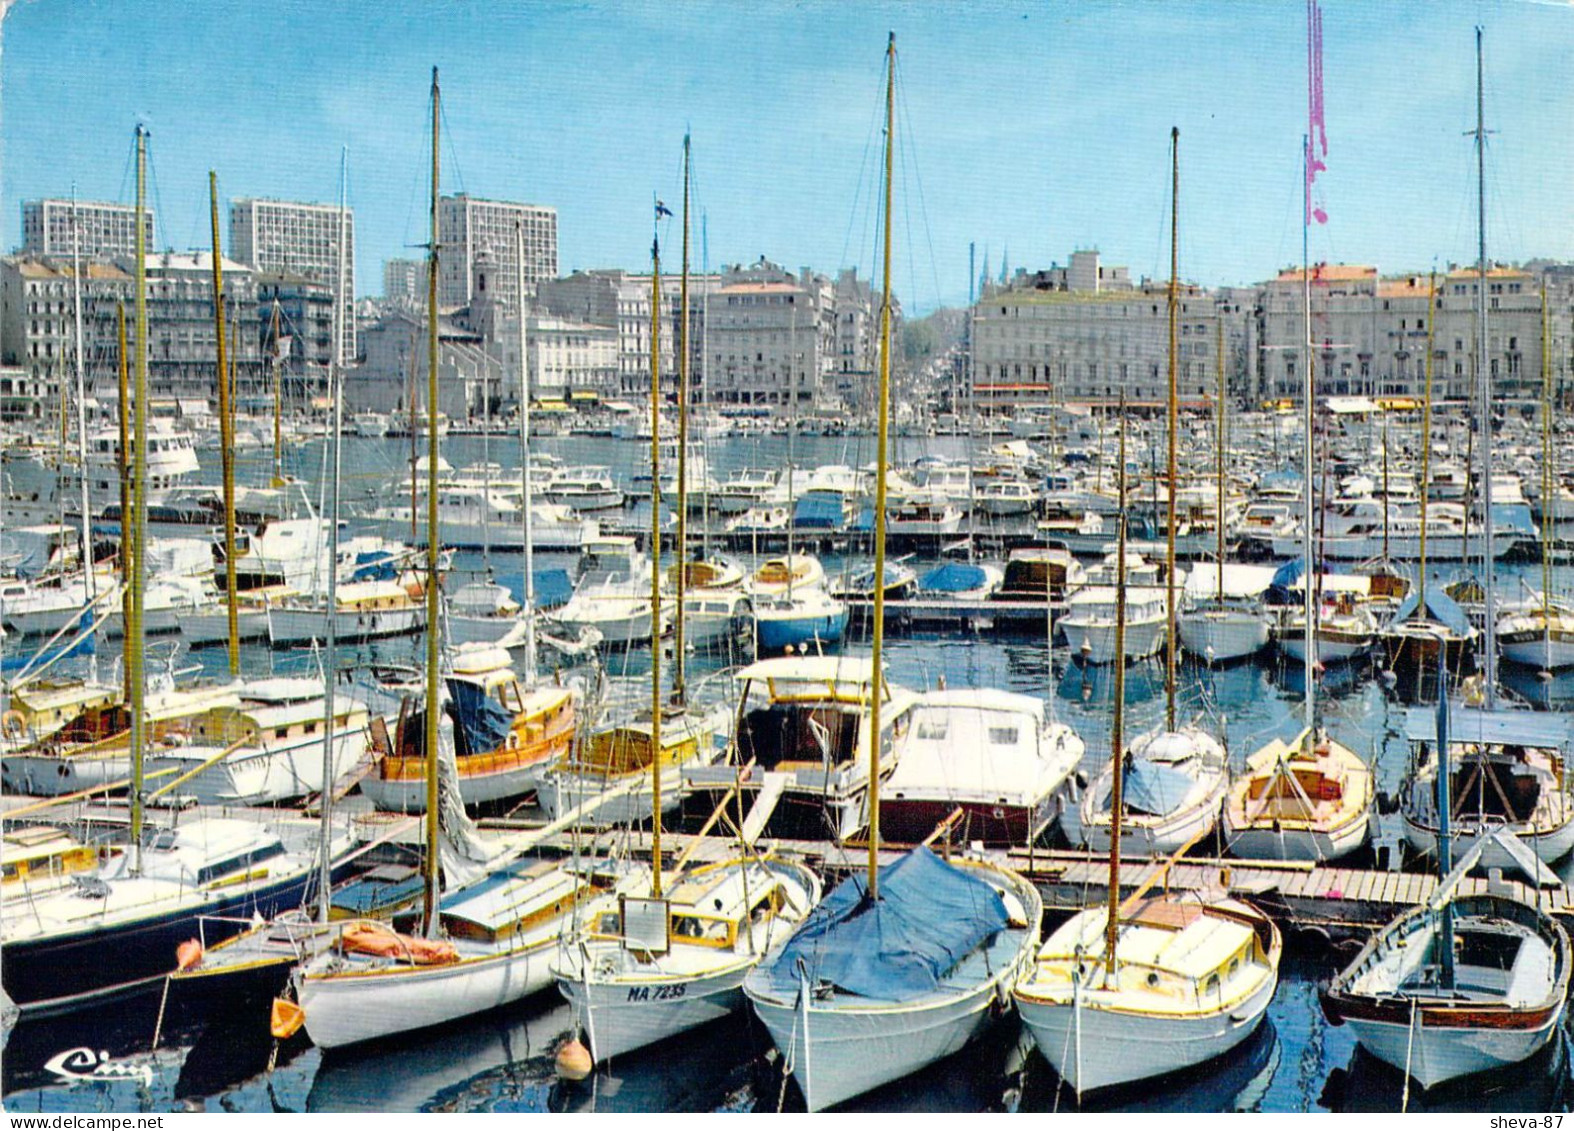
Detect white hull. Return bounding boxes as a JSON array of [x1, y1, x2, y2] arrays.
[[1177, 609, 1270, 662], [538, 762, 691, 827], [144, 728, 366, 806], [557, 961, 750, 1064], [1224, 811, 1369, 862], [3, 750, 128, 797], [1342, 1006, 1563, 1091], [181, 609, 270, 646], [1500, 633, 1574, 670], [1062, 615, 1166, 664], [359, 755, 549, 812], [1081, 773, 1228, 857], [748, 970, 1015, 1112], [1018, 954, 1276, 1094], [1401, 813, 1574, 869], [297, 938, 561, 1051], [551, 605, 659, 646], [445, 613, 521, 647], [267, 605, 424, 646], [1278, 631, 1371, 664]]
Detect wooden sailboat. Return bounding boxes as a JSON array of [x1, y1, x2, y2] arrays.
[[1076, 133, 1229, 859], [742, 38, 1041, 1112], [1225, 116, 1371, 864], [1015, 392, 1281, 1096], [290, 69, 639, 1051], [1323, 653, 1571, 1089]]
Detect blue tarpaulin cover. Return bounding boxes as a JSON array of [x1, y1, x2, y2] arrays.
[[759, 846, 1008, 999], [920, 562, 989, 593], [1389, 585, 1472, 637], [1113, 759, 1195, 817], [793, 493, 846, 530], [446, 677, 515, 757]]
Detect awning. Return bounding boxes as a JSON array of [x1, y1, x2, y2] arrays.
[[535, 399, 572, 412], [176, 398, 211, 416], [568, 390, 599, 402]]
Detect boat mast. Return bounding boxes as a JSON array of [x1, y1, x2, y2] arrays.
[[270, 301, 284, 487], [317, 150, 349, 924], [68, 199, 97, 685], [967, 241, 977, 563], [116, 303, 131, 704], [868, 31, 895, 901], [1164, 127, 1179, 732], [208, 172, 239, 677], [1215, 318, 1225, 604], [1300, 133, 1315, 737], [674, 133, 691, 705], [1420, 272, 1435, 614], [1434, 656, 1455, 990], [1474, 27, 1496, 706], [129, 125, 149, 875], [700, 212, 712, 566], [515, 220, 538, 687], [421, 66, 442, 933], [1542, 286, 1552, 623], [1105, 400, 1129, 983], [649, 216, 665, 898]]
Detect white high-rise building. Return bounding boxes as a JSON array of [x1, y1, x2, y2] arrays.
[[22, 199, 153, 260], [229, 198, 355, 364], [437, 194, 557, 311]]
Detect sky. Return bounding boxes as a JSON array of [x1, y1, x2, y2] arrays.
[[2, 0, 1572, 312]]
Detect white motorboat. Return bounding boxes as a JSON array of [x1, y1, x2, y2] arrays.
[[1062, 584, 1167, 664], [1076, 727, 1228, 856]]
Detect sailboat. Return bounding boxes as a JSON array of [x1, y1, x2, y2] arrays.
[[743, 38, 1041, 1112], [1397, 31, 1574, 871], [0, 132, 329, 1018], [1322, 654, 1571, 1089], [1015, 368, 1281, 1096], [1382, 270, 1478, 692], [1075, 133, 1229, 859], [290, 69, 638, 1051], [1498, 288, 1574, 670], [1225, 114, 1372, 864], [1178, 322, 1270, 662]]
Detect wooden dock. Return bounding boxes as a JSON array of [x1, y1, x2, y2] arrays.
[[539, 829, 1574, 944]]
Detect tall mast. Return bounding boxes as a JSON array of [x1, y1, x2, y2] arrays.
[[1216, 318, 1225, 603], [674, 134, 691, 704], [317, 150, 350, 923], [209, 172, 239, 677], [269, 301, 284, 487], [967, 241, 977, 562], [868, 31, 896, 900], [1420, 272, 1436, 613], [68, 199, 97, 685], [649, 221, 664, 898], [700, 212, 711, 565], [516, 220, 538, 687], [1164, 127, 1179, 732], [1473, 27, 1496, 705], [1104, 401, 1129, 982], [129, 126, 149, 875], [421, 67, 442, 933], [1542, 287, 1553, 620], [1435, 656, 1455, 990], [116, 303, 131, 704], [1300, 134, 1315, 735]]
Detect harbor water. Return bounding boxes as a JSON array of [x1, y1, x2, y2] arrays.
[[5, 430, 1574, 1113]]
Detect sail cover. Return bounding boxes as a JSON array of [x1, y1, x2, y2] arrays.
[[446, 678, 515, 758], [920, 562, 989, 593], [1119, 760, 1195, 817], [762, 846, 1008, 999], [1389, 585, 1472, 637]]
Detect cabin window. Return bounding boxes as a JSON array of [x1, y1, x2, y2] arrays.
[[1202, 973, 1219, 995], [916, 721, 949, 741], [304, 722, 317, 735], [275, 727, 289, 739], [988, 726, 1019, 745]]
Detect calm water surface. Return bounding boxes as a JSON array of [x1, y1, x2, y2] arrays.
[[6, 432, 1574, 1113]]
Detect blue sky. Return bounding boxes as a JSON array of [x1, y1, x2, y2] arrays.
[[3, 0, 1571, 311]]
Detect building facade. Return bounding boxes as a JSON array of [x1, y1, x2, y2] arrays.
[[21, 199, 153, 261], [228, 198, 355, 365], [383, 258, 426, 305], [436, 194, 558, 312]]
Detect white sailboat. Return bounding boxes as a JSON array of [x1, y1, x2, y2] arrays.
[[1016, 295, 1281, 1093], [743, 40, 1041, 1111]]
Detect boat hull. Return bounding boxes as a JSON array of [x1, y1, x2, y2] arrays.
[[296, 939, 558, 1051], [755, 609, 849, 652], [144, 728, 366, 806], [1018, 954, 1277, 1094], [556, 961, 750, 1064], [267, 606, 424, 646], [1177, 609, 1270, 662], [1062, 616, 1166, 664]]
